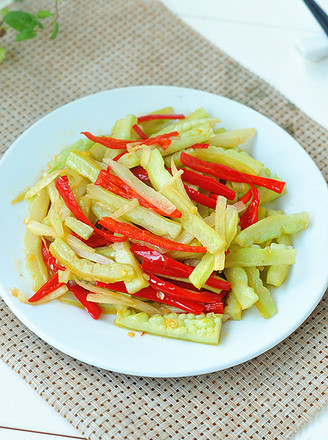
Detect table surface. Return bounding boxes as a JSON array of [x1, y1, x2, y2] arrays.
[[1, 0, 328, 439]]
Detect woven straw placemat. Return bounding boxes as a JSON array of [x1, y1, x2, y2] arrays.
[[0, 1, 327, 439]]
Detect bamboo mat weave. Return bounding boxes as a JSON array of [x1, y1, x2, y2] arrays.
[[0, 1, 327, 439]]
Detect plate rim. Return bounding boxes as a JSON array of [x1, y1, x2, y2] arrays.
[[0, 85, 327, 378]]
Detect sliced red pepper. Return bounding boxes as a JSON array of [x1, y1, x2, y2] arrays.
[[96, 281, 203, 314], [28, 273, 64, 303], [180, 168, 236, 201], [82, 131, 178, 150], [95, 170, 182, 218], [137, 114, 185, 123], [131, 166, 149, 181], [42, 242, 64, 272], [100, 217, 207, 253], [132, 288, 204, 315], [68, 284, 102, 320], [113, 151, 127, 161], [96, 281, 128, 293], [180, 153, 285, 194], [239, 189, 253, 204], [132, 124, 148, 139], [77, 233, 112, 248], [184, 185, 217, 209], [203, 302, 224, 314], [146, 273, 223, 304], [142, 260, 230, 293], [131, 244, 231, 290], [239, 185, 260, 230], [55, 175, 126, 243]]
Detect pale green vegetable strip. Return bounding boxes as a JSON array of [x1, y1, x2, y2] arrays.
[[115, 309, 222, 345], [266, 235, 291, 287], [214, 196, 226, 270], [24, 189, 50, 291], [258, 175, 286, 205], [213, 127, 226, 134], [189, 252, 215, 289], [209, 128, 256, 148], [224, 267, 259, 310], [26, 220, 56, 238], [95, 246, 116, 259], [66, 151, 102, 182], [87, 185, 182, 239], [145, 149, 225, 253], [64, 217, 93, 240], [104, 157, 178, 215], [89, 144, 109, 162], [160, 124, 214, 156], [225, 244, 297, 268], [111, 114, 137, 139], [59, 291, 117, 314], [152, 107, 208, 136], [224, 291, 242, 320], [153, 118, 220, 136], [139, 106, 175, 136], [112, 241, 149, 294], [245, 267, 277, 318], [103, 114, 137, 159], [48, 206, 65, 238], [78, 195, 91, 218], [225, 205, 239, 250], [258, 207, 266, 221], [170, 145, 263, 174], [49, 238, 135, 283], [181, 212, 226, 254], [235, 212, 310, 247], [47, 139, 94, 173]]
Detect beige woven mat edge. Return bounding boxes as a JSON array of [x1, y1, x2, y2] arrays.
[[0, 1, 328, 439]]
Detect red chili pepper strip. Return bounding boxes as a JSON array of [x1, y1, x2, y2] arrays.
[[132, 124, 148, 139], [81, 132, 128, 149], [131, 166, 149, 181], [180, 168, 236, 201], [142, 260, 229, 294], [96, 281, 203, 314], [42, 242, 64, 272], [239, 189, 253, 204], [82, 131, 178, 150], [146, 273, 223, 304], [76, 233, 112, 248], [203, 302, 224, 314], [137, 114, 185, 123], [55, 175, 125, 243], [95, 170, 182, 218], [28, 273, 64, 303], [100, 217, 207, 253], [239, 185, 260, 230], [131, 244, 231, 290], [180, 153, 285, 194], [113, 151, 127, 161], [96, 281, 128, 293], [132, 288, 204, 315], [184, 185, 217, 209], [69, 284, 102, 320]]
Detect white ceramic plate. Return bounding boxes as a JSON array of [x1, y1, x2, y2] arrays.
[[0, 86, 327, 377]]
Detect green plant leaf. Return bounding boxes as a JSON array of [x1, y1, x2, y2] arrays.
[[16, 29, 37, 41], [0, 46, 6, 63], [3, 11, 43, 32], [50, 21, 59, 40], [1, 7, 8, 17], [37, 10, 54, 19]]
